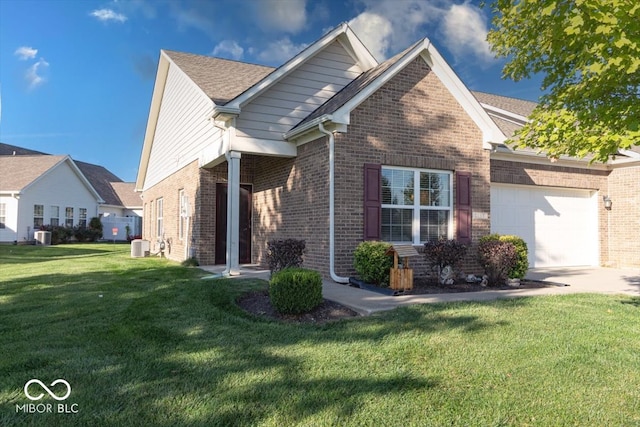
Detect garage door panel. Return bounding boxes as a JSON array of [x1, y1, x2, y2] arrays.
[[491, 185, 598, 268]]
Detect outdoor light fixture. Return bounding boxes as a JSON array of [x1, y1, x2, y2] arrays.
[[603, 196, 612, 210]]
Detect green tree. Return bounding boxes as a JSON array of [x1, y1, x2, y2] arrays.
[[487, 0, 640, 162]]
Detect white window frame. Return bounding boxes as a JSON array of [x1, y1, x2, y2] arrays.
[[34, 204, 44, 228], [0, 203, 6, 229], [156, 198, 164, 238], [50, 205, 59, 226], [179, 189, 185, 240], [381, 166, 453, 245], [65, 207, 74, 227], [79, 208, 87, 228]]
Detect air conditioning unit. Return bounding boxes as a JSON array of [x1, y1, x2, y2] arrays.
[[34, 231, 51, 246], [131, 239, 150, 258]]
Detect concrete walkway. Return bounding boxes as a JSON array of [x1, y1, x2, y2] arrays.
[[200, 265, 640, 316]]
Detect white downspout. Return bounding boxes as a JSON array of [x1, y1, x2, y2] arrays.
[[318, 122, 349, 284]]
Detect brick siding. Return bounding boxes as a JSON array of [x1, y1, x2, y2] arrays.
[[607, 165, 640, 267]]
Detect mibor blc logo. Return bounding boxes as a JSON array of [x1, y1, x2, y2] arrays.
[[16, 379, 78, 414]]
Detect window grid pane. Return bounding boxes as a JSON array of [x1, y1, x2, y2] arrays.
[[381, 167, 452, 244]]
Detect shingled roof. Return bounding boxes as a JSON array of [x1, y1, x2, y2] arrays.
[[163, 50, 275, 105], [110, 182, 141, 207], [0, 155, 70, 191], [472, 91, 538, 118], [74, 161, 124, 206], [0, 142, 48, 156]]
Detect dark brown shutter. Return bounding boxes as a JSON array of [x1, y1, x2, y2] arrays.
[[456, 171, 472, 244], [363, 163, 382, 240]]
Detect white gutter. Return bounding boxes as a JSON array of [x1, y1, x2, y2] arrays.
[[318, 122, 349, 284]]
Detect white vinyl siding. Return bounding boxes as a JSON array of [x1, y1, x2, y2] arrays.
[[144, 63, 221, 190], [236, 41, 363, 141]]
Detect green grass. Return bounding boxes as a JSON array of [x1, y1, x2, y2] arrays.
[[1, 244, 639, 426]]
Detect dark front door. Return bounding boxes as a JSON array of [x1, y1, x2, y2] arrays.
[[215, 183, 252, 264]]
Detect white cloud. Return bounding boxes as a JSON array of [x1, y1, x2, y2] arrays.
[[254, 0, 307, 34], [441, 3, 494, 65], [348, 12, 393, 62], [25, 58, 49, 90], [15, 46, 38, 60], [257, 37, 308, 64], [90, 8, 127, 23], [212, 40, 244, 61]]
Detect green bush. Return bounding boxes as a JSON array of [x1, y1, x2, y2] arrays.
[[353, 241, 393, 287], [266, 239, 306, 274], [269, 268, 323, 314], [479, 234, 529, 279], [41, 225, 73, 244]]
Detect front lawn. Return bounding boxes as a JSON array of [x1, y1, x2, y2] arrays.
[[1, 244, 639, 426]]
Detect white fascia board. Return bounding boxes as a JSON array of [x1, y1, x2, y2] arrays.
[[481, 103, 530, 124], [135, 52, 171, 191], [283, 114, 333, 140], [421, 46, 506, 148], [338, 26, 378, 71], [230, 137, 297, 157], [490, 150, 610, 171]]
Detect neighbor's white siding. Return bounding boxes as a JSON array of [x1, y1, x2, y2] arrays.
[[144, 63, 222, 190], [236, 41, 363, 141], [0, 196, 19, 242], [12, 161, 100, 242]]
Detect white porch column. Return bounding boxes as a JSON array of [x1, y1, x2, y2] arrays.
[[226, 151, 241, 276]]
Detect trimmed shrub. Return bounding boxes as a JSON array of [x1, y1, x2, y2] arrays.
[[479, 234, 529, 279], [41, 225, 73, 244], [424, 239, 468, 283], [353, 241, 393, 287], [266, 239, 306, 274], [477, 239, 518, 286], [269, 268, 323, 314], [89, 217, 103, 240]]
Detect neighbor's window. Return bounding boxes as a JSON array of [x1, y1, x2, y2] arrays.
[[65, 207, 74, 227], [0, 203, 6, 229], [79, 208, 87, 228], [156, 198, 164, 238], [179, 189, 186, 240], [50, 206, 59, 226], [381, 167, 452, 244], [34, 204, 44, 228]]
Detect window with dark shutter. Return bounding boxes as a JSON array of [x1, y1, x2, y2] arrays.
[[456, 171, 472, 243], [363, 163, 382, 240]]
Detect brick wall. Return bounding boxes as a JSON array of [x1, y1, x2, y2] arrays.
[[607, 165, 640, 268], [252, 142, 330, 271], [330, 57, 491, 279]]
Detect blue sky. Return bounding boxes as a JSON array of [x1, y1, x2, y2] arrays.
[[0, 0, 543, 182]]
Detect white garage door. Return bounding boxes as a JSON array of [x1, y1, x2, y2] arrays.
[[490, 184, 598, 267]]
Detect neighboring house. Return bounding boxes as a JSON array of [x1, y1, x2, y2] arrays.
[[0, 143, 143, 242], [0, 154, 104, 243], [136, 22, 640, 280]]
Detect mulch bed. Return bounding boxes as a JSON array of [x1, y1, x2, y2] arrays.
[[236, 291, 360, 324], [237, 278, 562, 324]]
